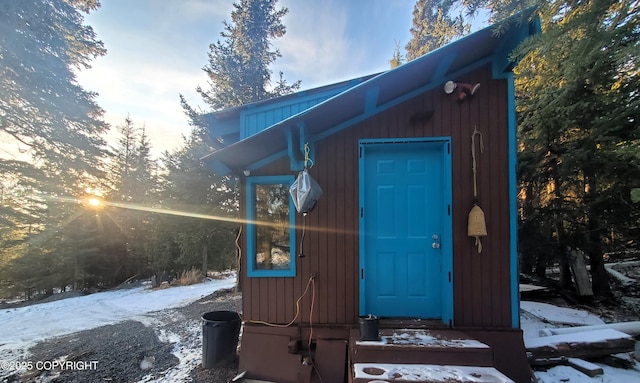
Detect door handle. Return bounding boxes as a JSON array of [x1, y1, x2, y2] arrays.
[[432, 234, 440, 249]]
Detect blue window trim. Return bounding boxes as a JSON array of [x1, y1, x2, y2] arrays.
[[246, 175, 296, 277]]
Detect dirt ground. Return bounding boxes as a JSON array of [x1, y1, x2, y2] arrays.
[[3, 288, 241, 383], [4, 263, 640, 383]]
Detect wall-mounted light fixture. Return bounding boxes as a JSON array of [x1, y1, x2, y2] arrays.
[[444, 80, 481, 101], [243, 169, 251, 177]]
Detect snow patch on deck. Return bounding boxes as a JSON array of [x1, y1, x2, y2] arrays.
[[356, 329, 489, 348], [354, 363, 514, 382]]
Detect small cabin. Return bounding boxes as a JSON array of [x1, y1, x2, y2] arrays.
[[204, 17, 538, 383]]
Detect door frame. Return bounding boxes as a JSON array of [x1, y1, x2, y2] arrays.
[[358, 137, 454, 326]]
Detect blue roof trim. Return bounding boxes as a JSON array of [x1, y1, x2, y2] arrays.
[[431, 52, 457, 82], [202, 14, 539, 175], [208, 158, 233, 176], [204, 74, 378, 147], [312, 57, 493, 143]]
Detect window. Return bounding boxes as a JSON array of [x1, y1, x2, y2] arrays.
[[246, 176, 296, 277]]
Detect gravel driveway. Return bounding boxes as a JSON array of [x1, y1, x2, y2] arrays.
[[4, 288, 242, 383]]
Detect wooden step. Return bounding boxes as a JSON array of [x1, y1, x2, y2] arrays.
[[350, 328, 494, 367], [352, 363, 514, 383]]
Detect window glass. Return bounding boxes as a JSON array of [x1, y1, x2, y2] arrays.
[[247, 176, 295, 277]]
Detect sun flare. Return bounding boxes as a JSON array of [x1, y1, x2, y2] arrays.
[[87, 197, 103, 208]]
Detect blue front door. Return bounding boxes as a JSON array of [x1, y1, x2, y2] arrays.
[[359, 139, 452, 321]]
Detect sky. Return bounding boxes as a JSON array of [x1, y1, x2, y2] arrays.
[[76, 0, 418, 158]]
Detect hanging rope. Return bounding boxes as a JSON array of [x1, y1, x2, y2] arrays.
[[468, 126, 487, 253], [471, 126, 484, 201], [304, 142, 314, 169], [299, 212, 307, 258]]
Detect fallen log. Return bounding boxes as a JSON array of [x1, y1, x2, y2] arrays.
[[529, 357, 605, 376], [596, 353, 636, 369], [539, 321, 640, 337], [526, 329, 635, 363], [605, 263, 637, 286], [566, 358, 604, 377]]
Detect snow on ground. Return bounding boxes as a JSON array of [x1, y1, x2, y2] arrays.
[[520, 300, 606, 341], [3, 282, 640, 383], [137, 320, 203, 383], [521, 301, 605, 327], [522, 300, 640, 382], [536, 364, 640, 383], [0, 276, 236, 363]]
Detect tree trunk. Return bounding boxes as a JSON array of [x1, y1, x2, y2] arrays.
[[550, 169, 573, 289], [555, 216, 573, 290], [585, 169, 611, 296]]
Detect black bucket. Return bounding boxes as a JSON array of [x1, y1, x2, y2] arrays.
[[359, 315, 379, 341], [202, 311, 241, 369]]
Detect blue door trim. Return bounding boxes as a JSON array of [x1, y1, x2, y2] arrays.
[[358, 137, 453, 325]]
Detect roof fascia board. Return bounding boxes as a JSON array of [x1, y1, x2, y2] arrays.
[[430, 53, 457, 82], [312, 57, 493, 143], [272, 21, 533, 135], [203, 18, 539, 173], [204, 56, 494, 174], [208, 158, 233, 176]]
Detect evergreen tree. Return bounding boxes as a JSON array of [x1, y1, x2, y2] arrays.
[[0, 0, 107, 187], [156, 127, 237, 274], [512, 0, 640, 295], [107, 115, 137, 201], [130, 126, 158, 201], [103, 116, 159, 279], [405, 0, 469, 60], [173, 0, 302, 279], [0, 0, 108, 297], [390, 41, 405, 68], [183, 0, 300, 112]]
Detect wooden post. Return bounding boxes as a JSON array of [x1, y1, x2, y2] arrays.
[[568, 248, 593, 296], [202, 243, 208, 279]]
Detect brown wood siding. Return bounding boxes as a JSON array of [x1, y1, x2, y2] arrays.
[[241, 65, 514, 328]]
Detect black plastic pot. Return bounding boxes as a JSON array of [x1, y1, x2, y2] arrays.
[[359, 315, 379, 341], [201, 311, 241, 369]]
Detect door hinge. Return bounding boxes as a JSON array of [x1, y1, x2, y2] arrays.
[[448, 204, 451, 216], [448, 272, 451, 282], [359, 146, 363, 158], [360, 207, 364, 217], [447, 142, 451, 154], [361, 269, 364, 279]]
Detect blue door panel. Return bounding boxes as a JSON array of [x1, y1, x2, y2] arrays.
[[377, 186, 396, 238], [376, 251, 396, 297], [407, 185, 427, 238], [360, 140, 451, 319]]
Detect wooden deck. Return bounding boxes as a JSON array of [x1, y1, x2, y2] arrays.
[[348, 327, 514, 383]]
